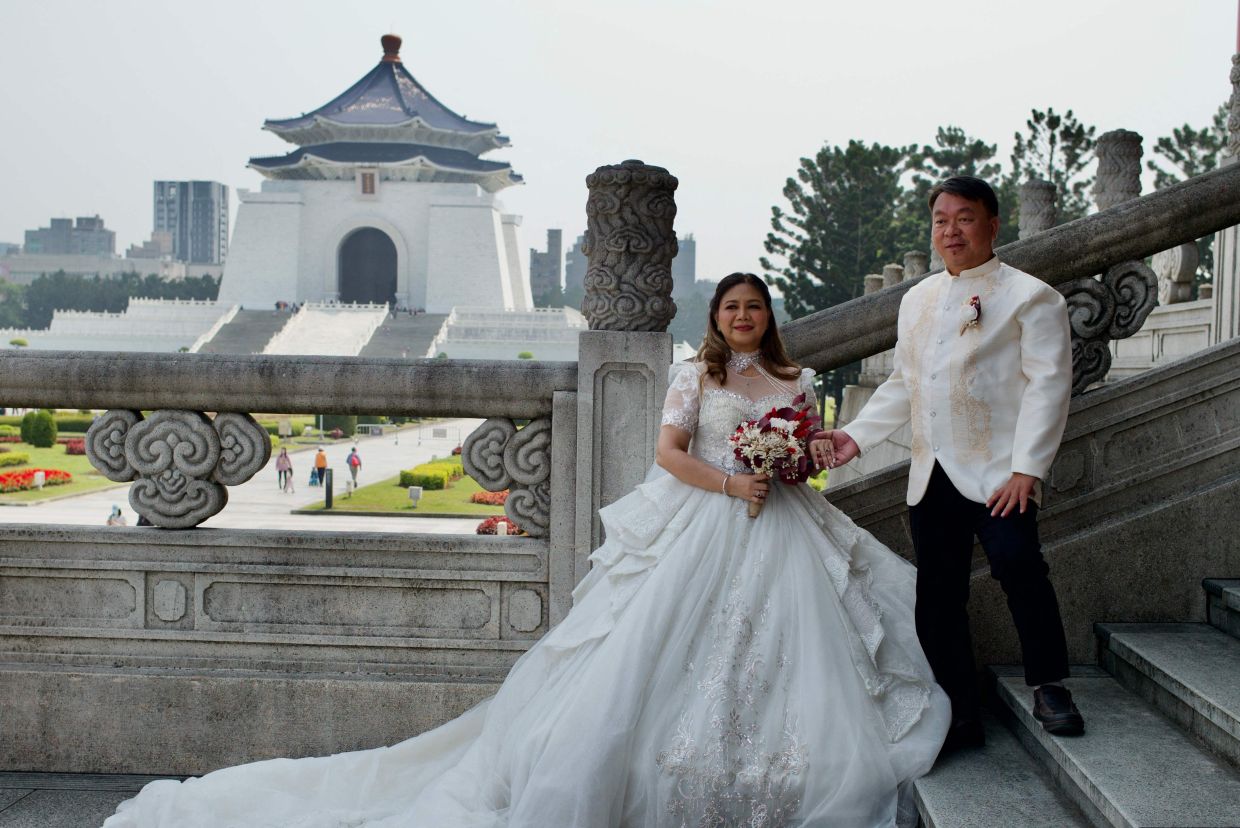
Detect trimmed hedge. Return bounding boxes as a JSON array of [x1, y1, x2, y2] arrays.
[[0, 425, 17, 437], [0, 452, 30, 467], [0, 414, 94, 433], [257, 417, 317, 437], [26, 411, 57, 448], [398, 457, 464, 491], [321, 414, 357, 437]]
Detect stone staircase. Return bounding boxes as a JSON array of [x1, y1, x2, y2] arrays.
[[261, 303, 388, 356], [195, 309, 295, 355], [915, 579, 1240, 827], [356, 312, 447, 359]]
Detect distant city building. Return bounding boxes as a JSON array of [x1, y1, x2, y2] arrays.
[[529, 229, 562, 304], [154, 181, 229, 264], [672, 233, 696, 296], [564, 233, 587, 295], [23, 216, 115, 256], [126, 231, 174, 260], [0, 243, 19, 257], [561, 231, 694, 299]]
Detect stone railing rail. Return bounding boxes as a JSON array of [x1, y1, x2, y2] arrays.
[[782, 163, 1240, 374], [0, 352, 576, 418]]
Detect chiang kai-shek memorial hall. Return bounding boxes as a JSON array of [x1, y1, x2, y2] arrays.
[[218, 34, 533, 313]]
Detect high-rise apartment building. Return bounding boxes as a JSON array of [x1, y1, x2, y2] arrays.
[[23, 216, 115, 256], [529, 229, 563, 305], [154, 181, 229, 264], [672, 233, 696, 297], [564, 233, 587, 297]]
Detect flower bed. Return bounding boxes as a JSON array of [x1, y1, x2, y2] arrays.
[[469, 489, 509, 505], [0, 468, 71, 493], [475, 515, 523, 536], [60, 438, 86, 455]]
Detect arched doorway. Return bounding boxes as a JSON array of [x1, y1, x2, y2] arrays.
[[338, 228, 397, 305]]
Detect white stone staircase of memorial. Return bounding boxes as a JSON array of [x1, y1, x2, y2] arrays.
[[261, 302, 389, 357], [427, 305, 588, 361], [0, 299, 236, 353], [914, 578, 1240, 827]]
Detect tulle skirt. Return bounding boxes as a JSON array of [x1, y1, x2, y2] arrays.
[[105, 470, 949, 827]]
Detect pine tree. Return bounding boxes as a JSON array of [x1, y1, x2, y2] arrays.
[[1009, 108, 1097, 221]]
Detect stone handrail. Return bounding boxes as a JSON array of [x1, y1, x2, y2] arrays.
[[783, 163, 1240, 373], [0, 351, 577, 418]]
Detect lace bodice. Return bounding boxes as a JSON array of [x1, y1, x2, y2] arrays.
[[662, 361, 818, 474]]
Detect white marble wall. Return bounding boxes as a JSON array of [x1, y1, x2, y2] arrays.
[[219, 180, 532, 314]]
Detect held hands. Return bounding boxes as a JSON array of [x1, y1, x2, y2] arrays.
[[809, 431, 860, 469], [728, 472, 770, 504], [986, 472, 1038, 517]]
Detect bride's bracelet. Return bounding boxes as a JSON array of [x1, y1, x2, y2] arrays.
[[721, 474, 731, 496]]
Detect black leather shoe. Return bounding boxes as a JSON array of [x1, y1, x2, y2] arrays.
[[939, 717, 985, 755], [1033, 685, 1084, 735]]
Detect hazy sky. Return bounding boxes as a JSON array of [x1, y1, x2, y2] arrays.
[[0, 1, 1231, 282]]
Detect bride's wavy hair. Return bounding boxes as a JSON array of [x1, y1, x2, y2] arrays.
[[697, 272, 800, 386]]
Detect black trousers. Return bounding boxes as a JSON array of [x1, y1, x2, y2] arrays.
[[909, 462, 1070, 721]]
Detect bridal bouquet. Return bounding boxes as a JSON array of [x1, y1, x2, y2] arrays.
[[728, 392, 823, 518]]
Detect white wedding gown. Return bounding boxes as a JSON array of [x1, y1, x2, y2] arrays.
[[104, 363, 949, 828]]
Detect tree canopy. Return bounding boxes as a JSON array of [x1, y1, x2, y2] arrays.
[[11, 271, 219, 329]]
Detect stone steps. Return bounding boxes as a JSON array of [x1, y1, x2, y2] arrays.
[[356, 312, 448, 359], [1205, 578, 1240, 639], [913, 711, 1090, 827], [196, 309, 294, 355], [1097, 622, 1240, 770], [991, 667, 1240, 827]]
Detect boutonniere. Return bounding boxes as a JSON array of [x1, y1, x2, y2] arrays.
[[959, 295, 981, 335]]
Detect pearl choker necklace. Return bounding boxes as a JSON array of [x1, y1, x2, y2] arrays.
[[728, 350, 762, 373]]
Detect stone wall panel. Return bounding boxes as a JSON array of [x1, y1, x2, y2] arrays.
[[198, 577, 498, 638], [0, 569, 141, 627]]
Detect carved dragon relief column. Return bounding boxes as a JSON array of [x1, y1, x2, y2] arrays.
[[1059, 129, 1158, 393], [573, 159, 677, 569], [85, 410, 271, 528]]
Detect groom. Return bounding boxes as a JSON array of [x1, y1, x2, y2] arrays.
[[814, 176, 1082, 751]]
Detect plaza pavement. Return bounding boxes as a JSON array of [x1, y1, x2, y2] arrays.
[[0, 418, 485, 535]]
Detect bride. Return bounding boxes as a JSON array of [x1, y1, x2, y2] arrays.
[[105, 273, 949, 827]]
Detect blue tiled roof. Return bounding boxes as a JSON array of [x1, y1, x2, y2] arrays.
[[249, 142, 520, 177], [266, 61, 498, 134]]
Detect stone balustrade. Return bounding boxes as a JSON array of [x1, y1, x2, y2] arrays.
[[5, 157, 1240, 777], [782, 162, 1240, 376]]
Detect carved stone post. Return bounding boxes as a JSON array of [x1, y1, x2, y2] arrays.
[[581, 159, 678, 332], [881, 262, 903, 290], [1213, 54, 1240, 344], [1153, 244, 1200, 305], [575, 160, 676, 567], [1060, 130, 1158, 393], [1018, 179, 1057, 239], [1093, 129, 1143, 210], [902, 251, 928, 280]]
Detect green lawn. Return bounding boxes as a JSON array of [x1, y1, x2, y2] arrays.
[[0, 443, 126, 502], [300, 473, 506, 516]]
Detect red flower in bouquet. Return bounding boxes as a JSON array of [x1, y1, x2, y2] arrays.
[[727, 392, 823, 517]]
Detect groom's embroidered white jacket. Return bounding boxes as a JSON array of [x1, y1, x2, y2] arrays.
[[841, 256, 1072, 507]]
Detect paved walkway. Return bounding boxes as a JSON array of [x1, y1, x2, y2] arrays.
[[0, 773, 177, 827], [0, 419, 484, 535]]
